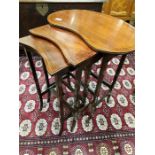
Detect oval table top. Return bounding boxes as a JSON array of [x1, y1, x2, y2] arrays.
[[19, 35, 68, 75], [29, 24, 96, 66], [48, 10, 135, 54]]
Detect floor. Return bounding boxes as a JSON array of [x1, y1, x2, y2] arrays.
[[19, 53, 135, 155]]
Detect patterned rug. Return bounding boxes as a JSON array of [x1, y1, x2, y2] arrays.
[[19, 54, 135, 155]]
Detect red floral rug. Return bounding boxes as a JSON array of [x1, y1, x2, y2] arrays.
[[19, 54, 135, 155]]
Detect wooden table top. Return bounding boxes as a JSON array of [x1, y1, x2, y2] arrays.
[[48, 10, 135, 54], [19, 35, 68, 75], [29, 25, 96, 66]]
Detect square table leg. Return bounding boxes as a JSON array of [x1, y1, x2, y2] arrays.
[[106, 54, 127, 102], [88, 54, 112, 119], [23, 47, 44, 111], [55, 73, 64, 135], [41, 58, 51, 103]]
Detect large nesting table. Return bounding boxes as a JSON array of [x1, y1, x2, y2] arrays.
[[47, 9, 135, 117]]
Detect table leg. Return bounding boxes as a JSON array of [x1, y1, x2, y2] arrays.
[[55, 73, 64, 135], [71, 67, 83, 132], [89, 55, 112, 119], [74, 67, 83, 108], [41, 58, 51, 103], [107, 54, 127, 102], [82, 62, 92, 106], [24, 47, 43, 111]]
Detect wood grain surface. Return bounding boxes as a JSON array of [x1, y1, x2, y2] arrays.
[[29, 24, 96, 66], [47, 10, 135, 54], [19, 35, 68, 75]]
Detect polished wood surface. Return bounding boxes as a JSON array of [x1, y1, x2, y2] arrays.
[[19, 35, 68, 75], [29, 25, 96, 66], [48, 10, 135, 54]]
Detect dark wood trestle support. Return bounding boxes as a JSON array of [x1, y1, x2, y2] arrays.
[[19, 9, 134, 135]]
